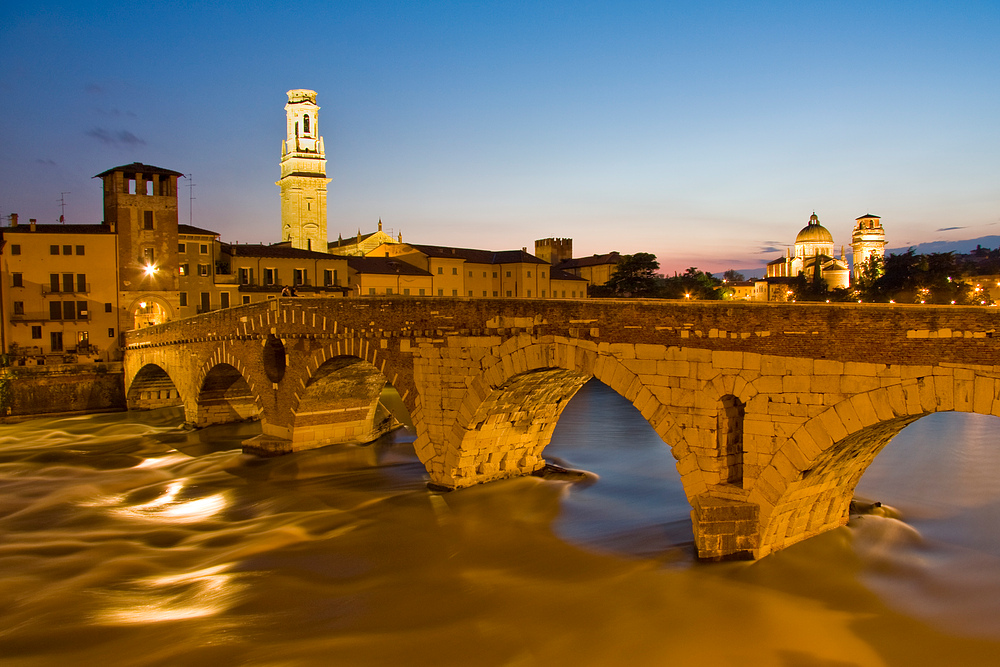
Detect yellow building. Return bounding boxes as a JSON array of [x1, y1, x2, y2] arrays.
[[766, 213, 850, 290], [222, 244, 350, 304], [1, 216, 122, 363], [371, 242, 569, 298], [346, 256, 433, 296], [328, 220, 401, 256]]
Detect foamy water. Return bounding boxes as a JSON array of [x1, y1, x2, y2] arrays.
[[0, 381, 998, 666]]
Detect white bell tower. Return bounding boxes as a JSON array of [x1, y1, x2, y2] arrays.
[[277, 89, 330, 252]]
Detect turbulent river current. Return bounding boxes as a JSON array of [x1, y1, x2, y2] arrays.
[[2, 380, 999, 666]]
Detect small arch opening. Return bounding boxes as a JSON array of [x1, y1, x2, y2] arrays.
[[262, 334, 286, 384], [718, 394, 745, 487]]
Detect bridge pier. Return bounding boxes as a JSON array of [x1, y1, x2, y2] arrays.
[[691, 494, 760, 560]]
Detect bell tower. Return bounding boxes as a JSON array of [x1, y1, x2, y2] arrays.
[[851, 214, 887, 280], [277, 89, 330, 252]]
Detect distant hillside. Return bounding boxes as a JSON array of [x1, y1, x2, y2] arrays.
[[887, 236, 1000, 256]]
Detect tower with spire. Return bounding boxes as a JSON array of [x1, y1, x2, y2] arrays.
[[277, 89, 330, 252]]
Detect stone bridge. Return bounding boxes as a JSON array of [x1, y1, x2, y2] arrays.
[[123, 297, 1000, 560]]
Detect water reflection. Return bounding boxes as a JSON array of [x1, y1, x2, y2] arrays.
[[0, 386, 998, 665]]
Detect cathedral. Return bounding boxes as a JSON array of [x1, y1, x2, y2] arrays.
[[765, 213, 886, 289]]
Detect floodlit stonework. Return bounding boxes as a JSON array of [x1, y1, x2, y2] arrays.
[[124, 298, 1000, 561], [278, 89, 330, 252]]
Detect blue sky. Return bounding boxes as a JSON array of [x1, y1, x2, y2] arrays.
[[1, 1, 997, 274]]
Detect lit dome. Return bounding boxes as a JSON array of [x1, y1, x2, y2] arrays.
[[795, 213, 834, 244]]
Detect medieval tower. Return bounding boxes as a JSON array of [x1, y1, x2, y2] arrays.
[[277, 89, 330, 252], [851, 214, 887, 280]]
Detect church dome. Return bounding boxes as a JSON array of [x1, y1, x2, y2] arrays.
[[795, 213, 834, 244]]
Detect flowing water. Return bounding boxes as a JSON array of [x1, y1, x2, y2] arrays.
[[1, 380, 999, 666]]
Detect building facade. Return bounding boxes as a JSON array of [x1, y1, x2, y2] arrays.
[[851, 214, 887, 279]]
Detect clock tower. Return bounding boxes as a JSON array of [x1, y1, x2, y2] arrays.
[[277, 89, 330, 252]]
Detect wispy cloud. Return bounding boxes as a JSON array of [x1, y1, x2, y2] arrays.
[[86, 128, 146, 147], [85, 83, 105, 95], [936, 226, 965, 232], [36, 158, 57, 167], [756, 244, 786, 254]]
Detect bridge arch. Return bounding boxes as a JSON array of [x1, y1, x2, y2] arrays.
[[423, 338, 763, 494], [126, 362, 184, 411], [191, 361, 262, 428], [753, 369, 1000, 557]]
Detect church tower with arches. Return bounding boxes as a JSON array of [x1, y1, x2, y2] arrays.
[[851, 214, 887, 280], [277, 89, 330, 252]]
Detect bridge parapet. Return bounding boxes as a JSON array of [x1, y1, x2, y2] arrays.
[[124, 298, 1000, 560]]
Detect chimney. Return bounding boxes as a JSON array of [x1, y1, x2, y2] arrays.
[[29, 218, 37, 232], [10, 213, 17, 227]]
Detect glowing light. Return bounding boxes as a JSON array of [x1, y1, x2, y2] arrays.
[[684, 293, 691, 299], [95, 564, 240, 624], [144, 264, 158, 277], [139, 301, 147, 309], [114, 481, 227, 523]]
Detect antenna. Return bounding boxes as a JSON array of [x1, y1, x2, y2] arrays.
[[185, 174, 196, 225], [59, 192, 70, 223]]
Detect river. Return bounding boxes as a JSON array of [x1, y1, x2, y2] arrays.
[[1, 379, 998, 666]]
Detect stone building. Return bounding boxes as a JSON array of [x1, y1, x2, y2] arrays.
[[851, 214, 887, 279], [765, 213, 850, 290], [328, 219, 400, 256], [278, 89, 330, 252], [0, 215, 122, 363]]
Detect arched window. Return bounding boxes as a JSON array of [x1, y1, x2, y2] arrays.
[[718, 395, 745, 487], [303, 114, 310, 134]]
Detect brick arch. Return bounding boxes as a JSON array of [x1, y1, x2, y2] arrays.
[[125, 361, 185, 412], [752, 369, 1000, 557], [288, 341, 409, 450], [191, 357, 263, 428]]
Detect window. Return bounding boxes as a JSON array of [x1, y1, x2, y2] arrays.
[[76, 245, 85, 255], [294, 269, 305, 285], [468, 271, 473, 277], [437, 267, 443, 274], [506, 271, 511, 278], [13, 301, 24, 315], [452, 289, 458, 296], [493, 291, 498, 297], [77, 331, 89, 349], [541, 290, 546, 297], [11, 244, 20, 255], [12, 273, 22, 287], [50, 245, 59, 255], [31, 326, 41, 339], [468, 290, 473, 297], [63, 302, 75, 320], [50, 302, 61, 320], [77, 301, 88, 317], [419, 288, 426, 296], [452, 267, 458, 275], [63, 245, 72, 255], [50, 332, 63, 352], [482, 291, 487, 297], [242, 295, 251, 305], [104, 302, 112, 313], [198, 264, 209, 277], [506, 291, 512, 297], [178, 243, 186, 253], [369, 288, 376, 295], [62, 274, 74, 292], [386, 288, 393, 295], [482, 272, 486, 278], [527, 271, 531, 278], [324, 270, 332, 286], [527, 290, 531, 297], [109, 328, 116, 338], [179, 292, 188, 307], [143, 247, 154, 264], [143, 211, 153, 230], [303, 114, 310, 134], [403, 288, 410, 296], [438, 289, 443, 296], [200, 293, 210, 312], [76, 274, 86, 292], [572, 291, 577, 298], [179, 264, 188, 276], [239, 268, 253, 285], [493, 271, 498, 278], [200, 244, 208, 254], [264, 268, 275, 285], [541, 271, 546, 278], [220, 292, 230, 309]]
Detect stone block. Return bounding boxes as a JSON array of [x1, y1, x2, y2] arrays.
[[712, 350, 743, 369]]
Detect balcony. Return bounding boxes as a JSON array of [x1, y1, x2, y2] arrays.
[[41, 283, 91, 296]]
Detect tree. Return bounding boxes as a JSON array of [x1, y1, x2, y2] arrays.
[[722, 269, 746, 282], [660, 267, 724, 300], [603, 252, 660, 297]]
